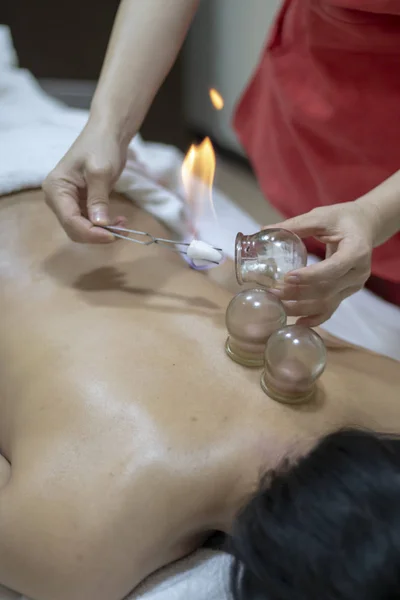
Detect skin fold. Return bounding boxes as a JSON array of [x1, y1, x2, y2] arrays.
[[0, 190, 399, 600]]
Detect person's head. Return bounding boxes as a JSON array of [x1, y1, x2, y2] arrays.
[[229, 428, 400, 600]]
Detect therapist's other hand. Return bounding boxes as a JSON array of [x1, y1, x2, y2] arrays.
[[267, 201, 379, 327], [43, 122, 127, 243]]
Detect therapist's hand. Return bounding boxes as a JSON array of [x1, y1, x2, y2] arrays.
[[267, 201, 380, 326], [43, 121, 127, 243]]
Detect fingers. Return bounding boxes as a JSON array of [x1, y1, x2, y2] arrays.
[[269, 281, 330, 302], [263, 211, 326, 239], [286, 301, 337, 327], [296, 312, 336, 328], [43, 177, 114, 244], [271, 269, 368, 302], [282, 298, 333, 319], [286, 239, 371, 290], [66, 215, 115, 244], [262, 205, 373, 325], [286, 243, 356, 286], [85, 166, 112, 226], [283, 285, 361, 327], [281, 286, 362, 318], [294, 289, 361, 328]]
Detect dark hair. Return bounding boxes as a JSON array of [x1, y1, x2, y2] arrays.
[[229, 429, 400, 600]]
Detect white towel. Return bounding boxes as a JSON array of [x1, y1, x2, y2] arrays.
[[0, 58, 185, 235], [0, 550, 232, 600], [127, 550, 232, 600]]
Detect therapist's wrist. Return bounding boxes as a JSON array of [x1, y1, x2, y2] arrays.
[[355, 192, 400, 248], [353, 196, 383, 247], [354, 170, 400, 247], [87, 106, 137, 151]]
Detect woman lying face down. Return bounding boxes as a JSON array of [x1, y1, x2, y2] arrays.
[[0, 190, 399, 600]]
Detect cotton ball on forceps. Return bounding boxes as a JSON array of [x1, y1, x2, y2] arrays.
[[187, 240, 223, 267]]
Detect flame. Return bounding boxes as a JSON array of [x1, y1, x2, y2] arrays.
[[181, 137, 217, 227], [209, 88, 224, 110]]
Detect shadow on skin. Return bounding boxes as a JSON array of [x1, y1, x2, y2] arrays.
[[74, 265, 221, 311], [43, 248, 226, 323], [73, 264, 228, 330]]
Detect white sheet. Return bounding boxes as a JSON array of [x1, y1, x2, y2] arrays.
[[0, 20, 399, 600], [0, 550, 232, 600], [128, 550, 231, 600]]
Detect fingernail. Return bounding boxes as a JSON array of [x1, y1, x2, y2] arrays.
[[92, 209, 108, 226], [286, 275, 300, 283], [269, 288, 283, 297]]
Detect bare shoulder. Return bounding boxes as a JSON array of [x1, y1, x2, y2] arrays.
[[0, 469, 214, 600], [317, 327, 400, 379], [0, 478, 144, 600]]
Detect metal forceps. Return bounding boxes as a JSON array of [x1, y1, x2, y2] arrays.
[[105, 226, 223, 265]]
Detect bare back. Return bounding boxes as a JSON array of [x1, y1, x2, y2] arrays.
[[0, 190, 399, 600]]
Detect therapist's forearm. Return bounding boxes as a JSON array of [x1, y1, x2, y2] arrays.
[[355, 170, 400, 247], [90, 0, 199, 146]]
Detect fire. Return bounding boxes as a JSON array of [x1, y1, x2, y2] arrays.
[[209, 88, 224, 110], [181, 137, 217, 224]]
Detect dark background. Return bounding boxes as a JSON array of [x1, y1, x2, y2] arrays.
[[1, 0, 190, 150]]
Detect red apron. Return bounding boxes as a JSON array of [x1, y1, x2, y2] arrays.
[[234, 0, 400, 306]]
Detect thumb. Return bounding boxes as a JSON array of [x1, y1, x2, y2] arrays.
[[86, 169, 111, 226], [264, 212, 326, 239]]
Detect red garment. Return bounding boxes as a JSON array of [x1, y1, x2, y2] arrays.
[[234, 0, 400, 306]]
